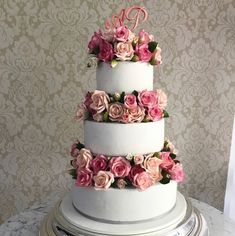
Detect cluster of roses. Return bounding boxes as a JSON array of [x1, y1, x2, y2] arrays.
[[75, 89, 168, 123], [68, 140, 184, 191], [88, 26, 162, 66]]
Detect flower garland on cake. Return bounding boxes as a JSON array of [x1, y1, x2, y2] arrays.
[[75, 89, 169, 123], [87, 6, 162, 67], [68, 140, 184, 191]]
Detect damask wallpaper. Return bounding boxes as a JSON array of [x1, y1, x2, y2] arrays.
[[0, 0, 235, 224]]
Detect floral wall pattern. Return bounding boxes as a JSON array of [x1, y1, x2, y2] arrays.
[[0, 0, 235, 223]]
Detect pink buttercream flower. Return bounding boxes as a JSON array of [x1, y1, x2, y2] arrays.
[[109, 156, 131, 177], [70, 141, 80, 158], [160, 152, 175, 171], [90, 90, 110, 113], [76, 168, 93, 187], [88, 31, 102, 51], [76, 148, 93, 168], [156, 89, 167, 110], [138, 90, 158, 108], [147, 105, 163, 121], [114, 42, 134, 61], [133, 171, 154, 191], [152, 47, 162, 65], [108, 102, 124, 122], [91, 155, 108, 174], [93, 171, 114, 189], [133, 154, 144, 165], [124, 94, 137, 109], [169, 163, 185, 183], [115, 26, 129, 42], [129, 165, 145, 182], [135, 43, 152, 62], [117, 178, 127, 189], [138, 29, 154, 44], [75, 104, 86, 122], [98, 40, 114, 62], [128, 106, 146, 122]]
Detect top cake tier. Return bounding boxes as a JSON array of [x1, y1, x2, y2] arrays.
[[96, 62, 153, 93]]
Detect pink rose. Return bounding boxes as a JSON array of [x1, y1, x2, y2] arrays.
[[128, 30, 137, 42], [147, 105, 163, 121], [91, 155, 108, 174], [152, 47, 162, 65], [142, 154, 163, 173], [169, 163, 185, 183], [156, 89, 167, 110], [124, 94, 137, 109], [98, 40, 114, 62], [121, 110, 132, 123], [160, 152, 175, 171], [114, 42, 134, 61], [70, 141, 80, 158], [133, 154, 144, 165], [138, 90, 157, 108], [165, 139, 178, 155], [76, 168, 93, 187], [109, 156, 131, 177], [115, 26, 129, 42], [133, 171, 154, 191], [149, 170, 162, 182], [108, 102, 124, 121], [88, 31, 102, 50], [93, 171, 114, 189], [75, 104, 86, 122], [90, 90, 110, 113], [128, 106, 145, 122], [117, 178, 127, 189], [76, 148, 93, 168], [129, 165, 145, 182], [93, 113, 103, 122], [135, 43, 152, 62], [138, 29, 154, 44]]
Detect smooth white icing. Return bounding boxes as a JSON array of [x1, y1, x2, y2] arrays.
[[96, 62, 153, 93], [84, 119, 164, 155], [72, 181, 177, 223]]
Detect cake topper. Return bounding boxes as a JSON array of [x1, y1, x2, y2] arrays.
[[105, 6, 148, 32]]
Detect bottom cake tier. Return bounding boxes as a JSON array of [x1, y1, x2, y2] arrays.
[[39, 192, 209, 236]]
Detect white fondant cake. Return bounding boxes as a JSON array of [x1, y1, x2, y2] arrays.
[[84, 119, 164, 155], [72, 181, 177, 222], [96, 62, 153, 93]]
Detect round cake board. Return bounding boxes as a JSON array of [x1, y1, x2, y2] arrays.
[[39, 192, 209, 236]]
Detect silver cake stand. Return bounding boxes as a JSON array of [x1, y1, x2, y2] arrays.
[[39, 192, 209, 236]]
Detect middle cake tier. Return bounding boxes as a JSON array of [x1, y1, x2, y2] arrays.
[[84, 119, 164, 156]]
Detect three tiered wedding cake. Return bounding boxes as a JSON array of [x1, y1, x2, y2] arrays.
[[39, 6, 208, 236]]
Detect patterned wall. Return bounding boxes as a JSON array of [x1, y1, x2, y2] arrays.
[[0, 0, 235, 223]]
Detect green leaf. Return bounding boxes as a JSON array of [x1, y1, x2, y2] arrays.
[[111, 59, 118, 68], [67, 169, 77, 179], [131, 54, 139, 62], [148, 41, 158, 53], [163, 110, 169, 118], [120, 92, 126, 103], [103, 111, 109, 122], [149, 58, 157, 65], [160, 170, 171, 184], [153, 152, 160, 157], [132, 90, 139, 97], [77, 142, 85, 150], [170, 153, 177, 159]]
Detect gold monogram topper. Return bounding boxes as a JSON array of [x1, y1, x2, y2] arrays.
[[105, 6, 148, 32]]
